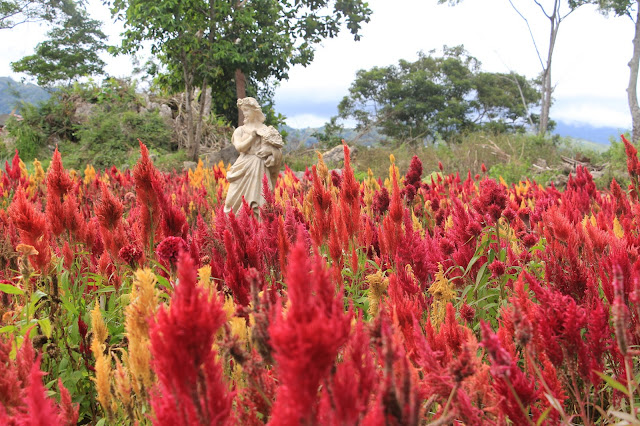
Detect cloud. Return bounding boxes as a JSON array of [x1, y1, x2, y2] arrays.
[[285, 114, 330, 129], [552, 98, 631, 128]]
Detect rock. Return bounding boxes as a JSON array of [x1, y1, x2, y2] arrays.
[[159, 104, 173, 122], [322, 144, 357, 165], [183, 161, 197, 171], [74, 102, 94, 123], [204, 144, 239, 167]]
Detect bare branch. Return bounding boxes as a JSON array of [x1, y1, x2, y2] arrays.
[[507, 0, 546, 70]]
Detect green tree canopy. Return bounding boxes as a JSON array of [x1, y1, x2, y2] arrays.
[[336, 46, 540, 144], [109, 0, 372, 160], [0, 0, 73, 29], [11, 3, 107, 87]]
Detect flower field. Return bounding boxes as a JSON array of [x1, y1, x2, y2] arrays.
[[0, 138, 639, 425]]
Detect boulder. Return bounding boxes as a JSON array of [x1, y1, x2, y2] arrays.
[[322, 144, 357, 165], [183, 161, 198, 171], [204, 144, 239, 167]]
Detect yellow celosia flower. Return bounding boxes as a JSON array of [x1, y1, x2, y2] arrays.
[[499, 176, 507, 187], [92, 348, 112, 414], [18, 159, 27, 179], [188, 159, 205, 188], [91, 301, 108, 357], [367, 270, 389, 318], [125, 269, 158, 394], [113, 356, 132, 408], [84, 164, 96, 185], [316, 151, 329, 184], [428, 264, 456, 329], [613, 217, 624, 239], [32, 159, 45, 185]]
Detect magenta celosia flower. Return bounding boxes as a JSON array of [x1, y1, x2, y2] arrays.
[[119, 244, 143, 267], [488, 259, 506, 278], [473, 178, 507, 223], [155, 236, 188, 268]]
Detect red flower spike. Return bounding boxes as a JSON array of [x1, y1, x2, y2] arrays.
[[149, 251, 233, 425], [268, 233, 352, 425]]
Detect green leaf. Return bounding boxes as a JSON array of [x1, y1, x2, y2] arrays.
[[0, 283, 24, 295], [38, 318, 52, 338], [536, 407, 552, 426], [595, 371, 630, 396]]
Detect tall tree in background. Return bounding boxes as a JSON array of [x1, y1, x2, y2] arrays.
[[590, 0, 640, 142], [440, 0, 585, 136], [336, 46, 540, 145], [0, 0, 72, 29], [11, 3, 107, 87], [109, 0, 372, 161]]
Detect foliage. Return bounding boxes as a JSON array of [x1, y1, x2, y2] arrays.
[[336, 46, 540, 145], [11, 3, 107, 88], [109, 0, 372, 160], [0, 0, 73, 29], [0, 139, 639, 423]]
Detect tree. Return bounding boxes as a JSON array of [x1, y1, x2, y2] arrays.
[[11, 4, 107, 87], [109, 0, 372, 161], [590, 0, 640, 142], [439, 0, 585, 136], [335, 46, 540, 145], [0, 0, 73, 29]]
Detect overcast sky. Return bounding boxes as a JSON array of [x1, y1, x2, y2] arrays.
[[0, 0, 634, 130]]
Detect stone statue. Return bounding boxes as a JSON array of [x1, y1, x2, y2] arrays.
[[224, 97, 283, 215]]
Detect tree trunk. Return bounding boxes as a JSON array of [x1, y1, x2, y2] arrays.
[[235, 68, 247, 125], [539, 4, 560, 136], [180, 52, 199, 162], [629, 1, 640, 143]]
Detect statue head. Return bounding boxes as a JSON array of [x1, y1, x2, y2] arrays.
[[237, 97, 266, 124]]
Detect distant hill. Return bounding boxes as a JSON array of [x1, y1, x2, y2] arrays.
[[281, 124, 387, 150], [0, 77, 50, 114], [553, 121, 622, 146]]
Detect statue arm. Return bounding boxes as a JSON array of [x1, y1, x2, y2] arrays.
[[232, 128, 257, 153]]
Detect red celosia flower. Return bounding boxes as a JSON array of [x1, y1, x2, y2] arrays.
[[373, 187, 390, 217], [269, 234, 352, 425], [119, 244, 143, 268], [488, 259, 506, 278], [149, 251, 233, 425], [46, 147, 72, 200], [621, 134, 640, 181], [155, 236, 188, 269], [459, 303, 475, 323], [473, 178, 507, 223]]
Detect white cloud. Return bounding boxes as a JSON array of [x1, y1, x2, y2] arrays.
[[285, 114, 330, 129], [552, 100, 631, 128]]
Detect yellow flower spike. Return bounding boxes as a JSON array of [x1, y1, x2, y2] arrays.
[[198, 265, 212, 290], [113, 357, 132, 409], [613, 217, 625, 239], [91, 301, 108, 358], [92, 349, 112, 415], [32, 159, 45, 185], [444, 215, 453, 231], [428, 264, 456, 329], [223, 296, 236, 320], [366, 270, 389, 318], [315, 151, 329, 185], [18, 159, 27, 179], [412, 211, 425, 238], [590, 215, 597, 227], [499, 176, 507, 187], [84, 164, 96, 185], [125, 269, 158, 394]]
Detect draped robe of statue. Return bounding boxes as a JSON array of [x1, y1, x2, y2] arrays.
[[224, 125, 280, 215]]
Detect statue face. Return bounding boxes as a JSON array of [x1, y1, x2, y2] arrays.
[[243, 107, 261, 124]]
